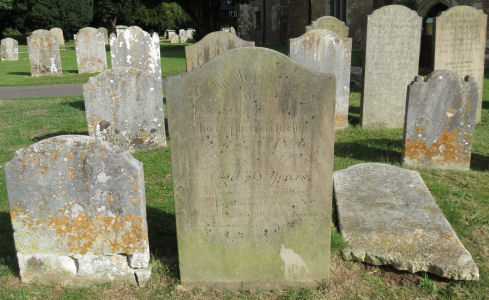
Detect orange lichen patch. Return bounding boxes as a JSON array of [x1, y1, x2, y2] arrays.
[[102, 151, 108, 157], [335, 115, 347, 126], [51, 152, 57, 159], [107, 194, 114, 202], [386, 194, 392, 198], [440, 234, 452, 240], [89, 142, 94, 147], [66, 153, 72, 160], [415, 127, 420, 134], [18, 174, 24, 179]]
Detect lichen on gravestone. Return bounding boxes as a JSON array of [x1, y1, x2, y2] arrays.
[[75, 27, 108, 74], [27, 31, 62, 77]]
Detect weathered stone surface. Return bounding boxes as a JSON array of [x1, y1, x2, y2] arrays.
[[97, 27, 109, 45], [434, 6, 487, 123], [185, 31, 255, 72], [49, 28, 64, 46], [361, 5, 421, 129], [116, 25, 127, 35], [179, 29, 188, 43], [75, 27, 108, 74], [83, 67, 166, 151], [32, 29, 50, 35], [165, 47, 335, 289], [169, 31, 179, 43], [110, 26, 162, 93], [334, 163, 479, 281], [403, 71, 478, 170], [222, 26, 236, 35], [27, 32, 62, 77], [186, 28, 196, 40], [290, 29, 351, 129], [1, 38, 18, 61], [4, 135, 151, 286], [306, 16, 349, 37]]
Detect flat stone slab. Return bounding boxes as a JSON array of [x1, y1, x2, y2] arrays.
[[334, 163, 479, 280]]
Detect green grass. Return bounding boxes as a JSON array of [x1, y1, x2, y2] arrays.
[[0, 46, 488, 299]]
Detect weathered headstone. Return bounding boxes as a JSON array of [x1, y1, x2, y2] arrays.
[[32, 29, 50, 36], [49, 28, 65, 46], [27, 32, 62, 77], [403, 71, 478, 170], [4, 135, 151, 286], [84, 67, 166, 151], [179, 29, 188, 43], [74, 27, 108, 74], [97, 27, 109, 45], [434, 6, 487, 123], [165, 47, 335, 288], [361, 5, 421, 129], [166, 29, 175, 39], [334, 163, 479, 280], [222, 26, 237, 35], [116, 25, 127, 35], [185, 31, 255, 72], [1, 38, 19, 61], [187, 28, 196, 40], [110, 26, 162, 92], [290, 29, 352, 129], [306, 16, 349, 37]]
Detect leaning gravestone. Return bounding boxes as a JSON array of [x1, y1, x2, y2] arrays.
[[434, 6, 487, 123], [1, 38, 19, 61], [110, 26, 162, 92], [4, 135, 151, 286], [49, 28, 65, 46], [290, 29, 352, 129], [334, 163, 479, 280], [306, 16, 349, 37], [403, 71, 478, 170], [97, 27, 109, 44], [361, 5, 421, 129], [165, 47, 335, 288], [185, 31, 255, 72], [27, 31, 62, 76], [179, 29, 188, 43], [74, 27, 108, 73], [84, 67, 166, 151]]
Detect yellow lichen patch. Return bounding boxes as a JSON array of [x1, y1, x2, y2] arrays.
[[51, 152, 57, 159], [19, 174, 24, 179], [66, 153, 72, 160], [335, 115, 347, 126], [108, 194, 114, 202]]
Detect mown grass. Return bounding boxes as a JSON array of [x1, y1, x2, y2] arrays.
[[0, 46, 487, 299]]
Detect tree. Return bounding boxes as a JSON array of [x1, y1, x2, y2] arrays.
[[0, 0, 13, 38]]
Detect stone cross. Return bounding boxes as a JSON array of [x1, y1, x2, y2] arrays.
[[306, 16, 349, 37], [1, 38, 18, 61], [49, 28, 65, 46], [75, 27, 108, 74], [27, 31, 62, 76]]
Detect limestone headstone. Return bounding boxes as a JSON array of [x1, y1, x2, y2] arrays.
[[179, 29, 188, 43], [334, 163, 479, 280], [75, 27, 108, 73], [166, 29, 175, 39], [116, 25, 127, 35], [97, 27, 109, 45], [165, 47, 335, 288], [434, 6, 487, 123], [403, 71, 478, 170], [83, 67, 166, 151], [49, 28, 65, 46], [290, 29, 352, 129], [1, 38, 19, 61], [361, 5, 421, 129], [27, 32, 62, 77], [110, 26, 162, 92], [306, 16, 349, 38], [4, 135, 151, 286], [186, 28, 196, 40], [185, 31, 255, 72], [32, 29, 50, 36], [222, 27, 237, 35]]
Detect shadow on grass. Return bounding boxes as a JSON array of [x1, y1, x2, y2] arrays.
[[335, 138, 403, 163], [483, 101, 489, 109], [65, 70, 79, 74], [65, 99, 85, 111], [33, 131, 89, 142], [470, 153, 489, 171], [348, 105, 361, 125], [7, 72, 30, 76], [160, 45, 186, 59], [0, 211, 19, 276]]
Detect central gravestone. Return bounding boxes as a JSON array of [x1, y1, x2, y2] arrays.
[[165, 48, 335, 288], [27, 31, 62, 77], [361, 5, 421, 129], [75, 27, 108, 73]]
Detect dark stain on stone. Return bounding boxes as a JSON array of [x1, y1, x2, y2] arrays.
[[99, 120, 110, 131]]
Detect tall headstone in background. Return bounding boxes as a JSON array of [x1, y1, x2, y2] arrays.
[[1, 38, 19, 61], [434, 6, 487, 123], [361, 5, 421, 129], [290, 29, 352, 129], [179, 29, 188, 43], [75, 27, 108, 73], [306, 16, 349, 37], [403, 71, 478, 170], [49, 28, 65, 46], [185, 31, 255, 72], [116, 25, 128, 35], [27, 31, 62, 76], [110, 26, 162, 92], [165, 48, 335, 288], [4, 135, 151, 286], [84, 67, 166, 151], [97, 27, 109, 45], [186, 29, 196, 40]]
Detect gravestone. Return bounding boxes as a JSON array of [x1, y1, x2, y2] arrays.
[[165, 47, 335, 288], [1, 38, 18, 61], [222, 27, 237, 35], [75, 27, 108, 73], [110, 26, 162, 92], [185, 31, 255, 72], [116, 25, 127, 35], [32, 29, 50, 36], [334, 163, 479, 280], [169, 31, 179, 43], [187, 28, 196, 40], [361, 5, 421, 129], [403, 71, 478, 170], [27, 31, 62, 76], [4, 135, 151, 286], [84, 67, 166, 151], [179, 29, 188, 43], [434, 6, 487, 123], [97, 27, 109, 44], [290, 29, 352, 129], [306, 16, 349, 38], [49, 28, 64, 46]]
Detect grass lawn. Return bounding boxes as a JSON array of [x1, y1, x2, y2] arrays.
[[0, 45, 487, 299]]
